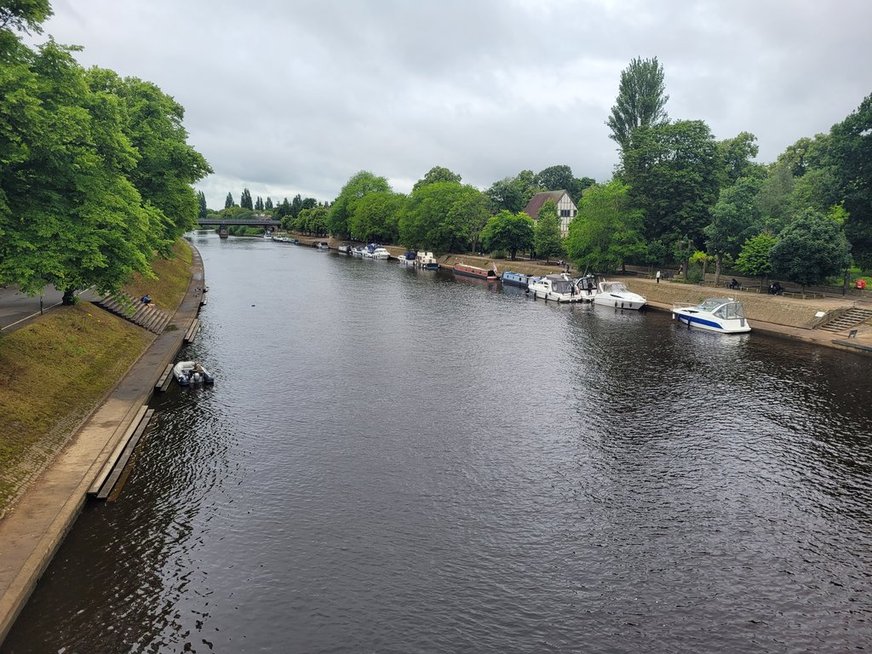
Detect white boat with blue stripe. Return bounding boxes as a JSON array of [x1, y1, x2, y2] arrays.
[[672, 297, 751, 334]]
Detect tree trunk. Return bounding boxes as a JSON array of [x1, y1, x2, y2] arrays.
[[62, 288, 76, 305], [714, 254, 722, 287]]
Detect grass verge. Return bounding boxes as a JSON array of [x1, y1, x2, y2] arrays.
[[0, 240, 193, 516]]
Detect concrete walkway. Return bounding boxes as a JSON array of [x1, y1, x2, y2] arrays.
[[0, 248, 206, 644]]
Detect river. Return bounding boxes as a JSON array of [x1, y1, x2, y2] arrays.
[[4, 233, 872, 653]]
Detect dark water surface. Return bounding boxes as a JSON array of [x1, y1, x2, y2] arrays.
[[4, 234, 872, 653]]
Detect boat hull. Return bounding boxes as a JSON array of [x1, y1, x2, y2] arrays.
[[453, 264, 498, 281], [593, 295, 646, 310], [672, 310, 751, 334]]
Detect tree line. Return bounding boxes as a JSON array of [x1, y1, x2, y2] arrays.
[[0, 1, 211, 303], [244, 57, 869, 291]]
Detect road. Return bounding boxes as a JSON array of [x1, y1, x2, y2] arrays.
[[0, 286, 96, 333]]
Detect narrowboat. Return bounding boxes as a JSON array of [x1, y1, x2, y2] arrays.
[[500, 271, 531, 288], [452, 262, 499, 282]]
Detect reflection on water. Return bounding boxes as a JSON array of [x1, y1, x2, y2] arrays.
[[4, 234, 872, 653]]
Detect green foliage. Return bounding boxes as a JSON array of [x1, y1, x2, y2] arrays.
[[412, 165, 462, 191], [197, 190, 207, 218], [705, 175, 763, 259], [735, 232, 778, 278], [240, 188, 253, 210], [535, 165, 592, 203], [254, 196, 264, 211], [533, 199, 563, 261], [480, 210, 534, 260], [607, 57, 669, 151], [399, 181, 489, 253], [830, 93, 872, 268], [770, 209, 852, 287], [225, 192, 234, 208], [756, 161, 794, 232], [621, 120, 720, 248], [485, 170, 539, 213], [717, 131, 762, 186], [328, 170, 390, 238], [0, 0, 51, 35], [565, 180, 645, 273], [265, 196, 273, 211], [349, 191, 404, 243], [286, 205, 328, 235]]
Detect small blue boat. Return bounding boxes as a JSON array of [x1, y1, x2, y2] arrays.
[[501, 271, 530, 288]]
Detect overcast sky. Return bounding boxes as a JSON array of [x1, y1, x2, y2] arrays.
[[36, 0, 872, 209]]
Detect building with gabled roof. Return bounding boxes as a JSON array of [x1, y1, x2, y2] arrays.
[[523, 190, 577, 236]]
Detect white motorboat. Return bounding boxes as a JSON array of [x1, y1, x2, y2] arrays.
[[415, 251, 439, 270], [173, 361, 215, 386], [529, 273, 578, 303], [592, 280, 647, 310], [672, 297, 751, 334], [398, 251, 417, 266], [369, 247, 390, 259]]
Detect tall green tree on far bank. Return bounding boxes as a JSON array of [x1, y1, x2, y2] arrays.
[[328, 170, 390, 239], [735, 232, 778, 281], [225, 192, 234, 208], [400, 181, 489, 253], [705, 176, 764, 284], [830, 92, 872, 269], [412, 165, 462, 191], [480, 210, 534, 260], [770, 209, 852, 296], [349, 191, 404, 243], [533, 199, 564, 262], [197, 190, 207, 218], [565, 180, 645, 273], [606, 56, 669, 152], [240, 188, 253, 210], [621, 119, 720, 251], [486, 170, 539, 213]]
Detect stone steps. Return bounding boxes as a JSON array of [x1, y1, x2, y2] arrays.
[[93, 292, 171, 335], [818, 307, 872, 333]]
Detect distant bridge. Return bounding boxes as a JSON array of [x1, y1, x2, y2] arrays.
[[196, 217, 281, 227]]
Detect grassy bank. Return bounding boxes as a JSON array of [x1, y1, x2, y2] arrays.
[[0, 241, 192, 516]]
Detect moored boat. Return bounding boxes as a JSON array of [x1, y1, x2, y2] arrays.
[[398, 251, 417, 266], [501, 271, 531, 288], [672, 297, 751, 334], [337, 244, 353, 254], [453, 262, 499, 282], [529, 273, 578, 302], [173, 361, 215, 386], [592, 279, 647, 310], [415, 251, 439, 270]]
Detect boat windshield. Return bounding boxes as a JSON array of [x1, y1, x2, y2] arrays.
[[714, 301, 745, 319], [601, 282, 628, 294], [697, 297, 733, 312], [552, 280, 573, 293]]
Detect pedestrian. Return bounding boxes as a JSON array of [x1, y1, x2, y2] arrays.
[[656, 270, 661, 284]]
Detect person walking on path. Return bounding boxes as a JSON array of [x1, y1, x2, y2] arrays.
[[656, 270, 661, 284]]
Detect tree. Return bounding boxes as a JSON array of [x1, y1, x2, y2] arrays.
[[705, 176, 764, 284], [565, 180, 645, 273], [412, 165, 462, 191], [621, 120, 720, 249], [735, 232, 778, 280], [265, 196, 273, 210], [197, 190, 207, 218], [770, 209, 852, 294], [535, 164, 591, 202], [0, 0, 51, 35], [717, 132, 762, 187], [240, 188, 253, 210], [254, 196, 264, 211], [480, 210, 534, 260], [533, 199, 564, 261], [327, 170, 390, 238], [225, 192, 234, 208], [485, 170, 539, 213], [606, 56, 669, 152], [830, 93, 872, 268], [399, 181, 488, 253], [349, 191, 404, 243]]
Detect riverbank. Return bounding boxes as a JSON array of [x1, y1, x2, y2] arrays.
[[0, 242, 206, 644]]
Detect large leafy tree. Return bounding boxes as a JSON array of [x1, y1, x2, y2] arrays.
[[770, 209, 852, 292], [606, 56, 669, 152], [717, 131, 763, 187], [565, 180, 645, 273], [533, 199, 564, 261], [0, 0, 51, 35], [480, 210, 534, 260], [327, 170, 390, 239], [399, 181, 488, 253], [621, 119, 720, 250], [240, 188, 253, 210], [829, 93, 872, 268], [349, 190, 404, 243], [197, 190, 207, 218], [735, 232, 778, 280], [412, 165, 462, 191], [704, 176, 764, 283], [485, 170, 539, 213]]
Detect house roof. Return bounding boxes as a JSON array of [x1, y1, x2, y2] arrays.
[[523, 190, 569, 219]]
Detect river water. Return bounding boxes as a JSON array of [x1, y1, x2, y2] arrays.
[[4, 234, 872, 653]]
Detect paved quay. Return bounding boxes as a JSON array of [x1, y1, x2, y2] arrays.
[[0, 247, 206, 644]]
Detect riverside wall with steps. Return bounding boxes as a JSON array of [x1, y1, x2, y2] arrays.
[[94, 293, 171, 334]]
